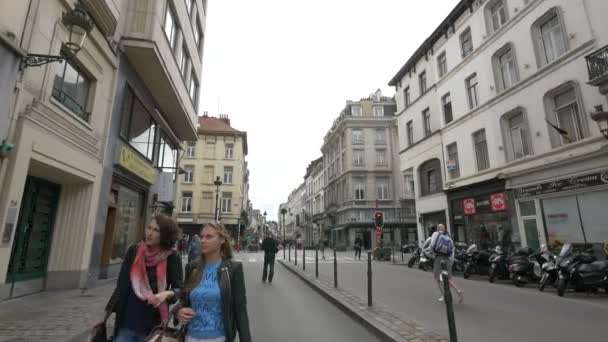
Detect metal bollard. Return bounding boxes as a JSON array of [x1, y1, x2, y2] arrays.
[[283, 242, 286, 260], [367, 252, 372, 307], [333, 248, 338, 288], [315, 246, 319, 278], [441, 260, 458, 342], [303, 247, 306, 271], [392, 243, 396, 264], [295, 244, 298, 266], [289, 244, 291, 262], [401, 249, 404, 262]]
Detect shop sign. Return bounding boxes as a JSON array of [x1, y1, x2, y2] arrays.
[[118, 145, 158, 184], [463, 198, 476, 215], [490, 193, 507, 212], [515, 170, 608, 198], [476, 200, 490, 207]]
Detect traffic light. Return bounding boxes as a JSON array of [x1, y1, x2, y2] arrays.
[[374, 211, 384, 228]]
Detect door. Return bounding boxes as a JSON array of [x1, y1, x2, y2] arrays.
[[99, 207, 117, 279], [7, 177, 61, 287], [523, 218, 541, 251]]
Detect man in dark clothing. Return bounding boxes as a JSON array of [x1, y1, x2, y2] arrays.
[[354, 236, 363, 260], [261, 233, 279, 283]]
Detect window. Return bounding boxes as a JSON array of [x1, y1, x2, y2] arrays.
[[225, 143, 234, 159], [119, 87, 157, 161], [180, 44, 189, 78], [189, 71, 199, 106], [442, 93, 453, 124], [183, 165, 194, 183], [373, 106, 384, 117], [534, 10, 567, 66], [460, 27, 473, 57], [375, 128, 386, 145], [195, 21, 204, 55], [377, 179, 389, 200], [203, 165, 214, 184], [162, 2, 178, 50], [158, 134, 177, 179], [354, 180, 366, 200], [202, 192, 213, 213], [221, 192, 232, 213], [185, 0, 193, 16], [437, 52, 448, 77], [52, 61, 90, 121], [404, 173, 415, 197], [504, 111, 531, 160], [494, 46, 519, 91], [404, 87, 411, 107], [422, 108, 431, 137], [352, 129, 364, 144], [473, 129, 490, 171], [223, 166, 233, 184], [446, 142, 460, 179], [351, 105, 362, 117], [185, 141, 196, 158], [466, 73, 479, 109], [353, 149, 365, 166], [419, 159, 442, 196], [406, 121, 414, 146], [181, 192, 192, 212], [489, 0, 508, 32], [376, 149, 387, 166], [553, 87, 584, 145], [419, 71, 427, 94]]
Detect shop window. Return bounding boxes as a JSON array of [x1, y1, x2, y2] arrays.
[[418, 159, 442, 196], [542, 196, 585, 248], [52, 60, 91, 122], [120, 87, 158, 161], [112, 186, 144, 262]]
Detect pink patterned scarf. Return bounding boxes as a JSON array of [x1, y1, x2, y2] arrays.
[[130, 242, 173, 322]]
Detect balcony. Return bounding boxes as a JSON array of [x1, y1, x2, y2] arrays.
[[586, 45, 608, 87], [120, 0, 198, 140]]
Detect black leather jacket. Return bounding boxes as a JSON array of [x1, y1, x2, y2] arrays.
[[179, 259, 252, 342]]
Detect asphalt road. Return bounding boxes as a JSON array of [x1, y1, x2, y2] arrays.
[[233, 251, 381, 342], [289, 249, 608, 342]]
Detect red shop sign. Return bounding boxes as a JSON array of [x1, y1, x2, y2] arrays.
[[491, 193, 507, 212], [463, 198, 476, 215]]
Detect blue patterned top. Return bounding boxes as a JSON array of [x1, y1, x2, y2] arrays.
[[188, 261, 225, 339]]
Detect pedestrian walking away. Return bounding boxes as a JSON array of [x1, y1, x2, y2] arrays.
[[176, 222, 252, 342], [427, 224, 464, 303], [261, 233, 280, 283], [188, 234, 202, 263], [105, 215, 184, 342], [354, 235, 363, 260]]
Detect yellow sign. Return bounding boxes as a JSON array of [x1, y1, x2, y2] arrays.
[[118, 145, 158, 184]]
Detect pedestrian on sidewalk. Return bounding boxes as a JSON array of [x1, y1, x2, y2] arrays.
[[176, 223, 252, 342], [426, 224, 463, 303], [105, 215, 184, 342], [261, 233, 279, 283], [320, 238, 327, 260], [188, 234, 201, 263], [354, 235, 363, 260]]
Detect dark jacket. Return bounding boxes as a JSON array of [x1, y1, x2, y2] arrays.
[[179, 259, 252, 342], [105, 244, 183, 337], [261, 237, 279, 256]]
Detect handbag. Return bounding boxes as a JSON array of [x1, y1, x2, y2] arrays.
[[89, 311, 111, 342], [144, 301, 185, 342]]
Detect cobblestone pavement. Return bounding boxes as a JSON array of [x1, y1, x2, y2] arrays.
[[0, 281, 115, 342]]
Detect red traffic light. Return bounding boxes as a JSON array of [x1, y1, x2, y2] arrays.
[[374, 211, 384, 228]]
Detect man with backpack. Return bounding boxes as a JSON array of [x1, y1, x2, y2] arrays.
[[427, 224, 464, 303]]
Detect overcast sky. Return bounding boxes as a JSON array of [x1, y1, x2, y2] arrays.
[[199, 0, 459, 220]]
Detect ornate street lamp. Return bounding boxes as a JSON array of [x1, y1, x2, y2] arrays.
[[214, 176, 223, 222], [21, 4, 94, 69], [591, 105, 608, 140]]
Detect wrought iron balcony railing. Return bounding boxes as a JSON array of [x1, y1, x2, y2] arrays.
[[586, 45, 608, 84]]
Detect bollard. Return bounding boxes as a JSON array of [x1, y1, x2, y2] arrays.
[[333, 248, 338, 288], [367, 252, 372, 307], [441, 260, 458, 342], [289, 244, 291, 262], [303, 247, 306, 271], [392, 243, 396, 264], [295, 244, 298, 266], [283, 242, 286, 260], [315, 246, 319, 278], [401, 249, 404, 262]]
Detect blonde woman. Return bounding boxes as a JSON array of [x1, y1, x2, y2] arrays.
[[176, 223, 252, 342]]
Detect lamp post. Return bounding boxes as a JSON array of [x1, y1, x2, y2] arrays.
[[214, 176, 223, 222], [263, 211, 267, 234], [281, 208, 287, 259], [21, 4, 94, 69], [591, 105, 608, 140]]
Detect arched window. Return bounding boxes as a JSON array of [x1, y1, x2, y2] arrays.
[[418, 159, 442, 197]]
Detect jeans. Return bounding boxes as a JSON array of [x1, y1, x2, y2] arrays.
[[114, 328, 146, 342], [262, 254, 276, 281]]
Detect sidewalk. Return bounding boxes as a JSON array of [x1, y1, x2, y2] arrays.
[[0, 281, 115, 342]]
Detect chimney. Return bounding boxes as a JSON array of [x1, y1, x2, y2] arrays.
[[219, 114, 231, 126]]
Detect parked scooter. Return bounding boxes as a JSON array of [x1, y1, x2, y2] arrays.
[[407, 246, 421, 268], [507, 247, 538, 287], [452, 243, 468, 273], [463, 244, 493, 279], [538, 247, 558, 292], [489, 246, 510, 283], [557, 244, 608, 297], [419, 249, 434, 271]]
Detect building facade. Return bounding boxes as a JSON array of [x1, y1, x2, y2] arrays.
[[305, 157, 325, 245], [283, 183, 306, 243], [321, 90, 416, 250], [390, 0, 608, 251], [176, 114, 249, 240]]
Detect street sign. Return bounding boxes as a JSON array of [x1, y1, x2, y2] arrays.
[[375, 227, 382, 238]]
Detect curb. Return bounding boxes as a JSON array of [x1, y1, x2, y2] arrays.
[[278, 259, 412, 342]]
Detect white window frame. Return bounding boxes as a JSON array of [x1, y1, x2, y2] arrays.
[[533, 8, 568, 67], [419, 71, 427, 94], [373, 106, 384, 117], [460, 27, 473, 57], [493, 45, 519, 92], [351, 105, 362, 117], [183, 165, 194, 183], [442, 93, 453, 124], [181, 192, 192, 212], [223, 166, 233, 184], [353, 149, 365, 166], [422, 108, 431, 137], [446, 142, 460, 179], [404, 87, 411, 107], [501, 109, 532, 161], [488, 0, 508, 33], [466, 73, 479, 109], [352, 129, 364, 144], [553, 88, 584, 145], [406, 121, 414, 146], [354, 181, 366, 200], [473, 129, 490, 171], [221, 192, 232, 213], [225, 143, 234, 159], [375, 128, 386, 145], [376, 149, 387, 166], [185, 141, 196, 158], [437, 52, 448, 77], [162, 2, 178, 50], [377, 180, 389, 200]]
